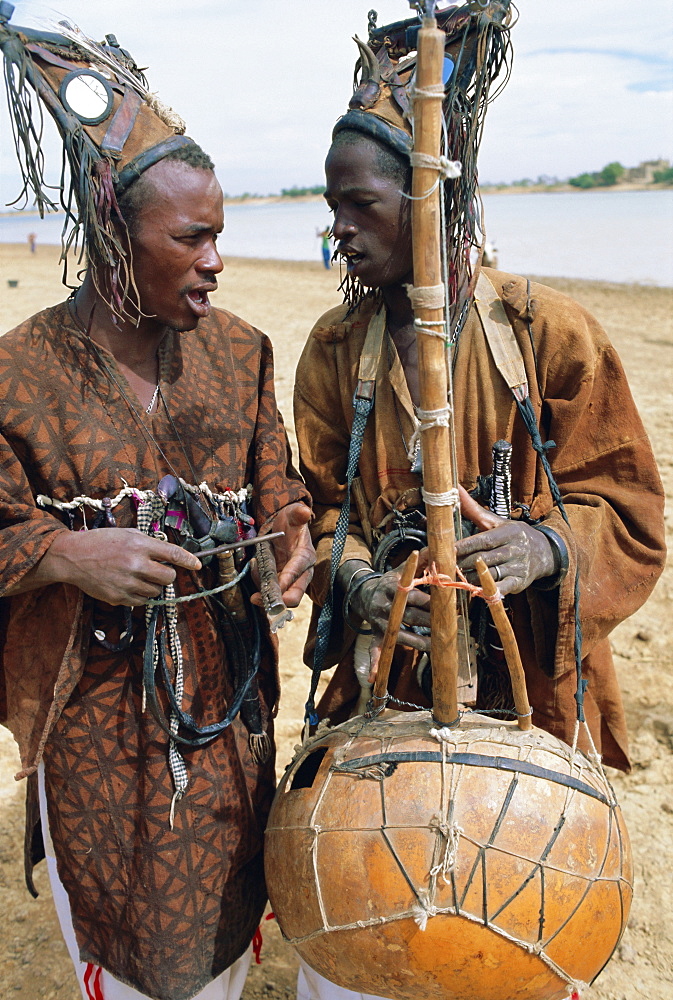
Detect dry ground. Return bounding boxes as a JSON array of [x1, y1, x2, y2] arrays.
[[0, 244, 671, 1000]]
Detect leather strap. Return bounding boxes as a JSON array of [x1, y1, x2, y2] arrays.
[[474, 272, 528, 401], [115, 135, 196, 194], [333, 750, 611, 805], [357, 305, 386, 385], [101, 87, 143, 158], [26, 42, 81, 74]]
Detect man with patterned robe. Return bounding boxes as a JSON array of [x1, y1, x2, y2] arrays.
[[0, 13, 313, 1000]]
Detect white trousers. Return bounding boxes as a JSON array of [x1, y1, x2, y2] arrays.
[[37, 765, 391, 1000], [37, 764, 252, 1000]]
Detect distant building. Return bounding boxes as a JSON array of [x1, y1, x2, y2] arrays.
[[624, 159, 670, 183]]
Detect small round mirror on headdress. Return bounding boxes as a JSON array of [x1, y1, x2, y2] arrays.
[[59, 69, 114, 125]]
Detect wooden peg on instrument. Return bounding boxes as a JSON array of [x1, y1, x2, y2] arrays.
[[367, 549, 420, 716], [474, 555, 533, 731]]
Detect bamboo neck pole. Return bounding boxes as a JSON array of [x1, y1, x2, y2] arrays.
[[412, 18, 458, 727]]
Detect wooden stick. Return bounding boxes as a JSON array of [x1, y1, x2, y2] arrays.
[[368, 550, 420, 714], [191, 530, 285, 560], [412, 15, 459, 727], [474, 556, 533, 731]]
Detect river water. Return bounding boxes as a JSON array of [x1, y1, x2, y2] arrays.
[[1, 189, 671, 286]]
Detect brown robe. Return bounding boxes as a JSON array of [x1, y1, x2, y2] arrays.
[[294, 269, 665, 772], [0, 301, 309, 1000]]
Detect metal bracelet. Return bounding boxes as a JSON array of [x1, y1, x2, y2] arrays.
[[531, 522, 569, 590], [343, 564, 377, 592], [343, 568, 382, 631]]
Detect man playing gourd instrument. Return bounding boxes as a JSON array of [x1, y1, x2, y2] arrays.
[[0, 10, 314, 1000], [294, 0, 665, 880]]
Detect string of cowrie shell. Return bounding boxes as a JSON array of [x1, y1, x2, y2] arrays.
[[264, 6, 632, 999]]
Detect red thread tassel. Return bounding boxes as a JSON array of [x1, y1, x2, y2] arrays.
[[83, 963, 104, 1000], [252, 926, 263, 965]]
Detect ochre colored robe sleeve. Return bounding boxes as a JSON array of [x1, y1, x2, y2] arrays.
[[495, 277, 666, 768], [515, 283, 665, 678]]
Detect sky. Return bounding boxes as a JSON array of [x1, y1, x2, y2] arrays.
[[0, 0, 672, 202]]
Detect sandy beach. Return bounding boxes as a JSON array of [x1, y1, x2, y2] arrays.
[[0, 242, 671, 1000]]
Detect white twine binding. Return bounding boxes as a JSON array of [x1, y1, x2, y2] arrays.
[[409, 151, 463, 180], [429, 817, 464, 882], [429, 726, 460, 745], [404, 283, 447, 339], [409, 83, 445, 101], [422, 487, 460, 508], [36, 479, 251, 515], [414, 319, 447, 339], [404, 282, 445, 310], [406, 405, 451, 463], [412, 900, 438, 932]]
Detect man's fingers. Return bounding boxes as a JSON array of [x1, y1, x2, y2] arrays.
[[400, 606, 430, 629], [152, 540, 202, 572], [457, 545, 504, 569], [458, 486, 503, 531], [277, 547, 314, 591], [456, 524, 514, 558], [139, 563, 177, 588], [367, 640, 382, 684], [283, 502, 312, 528], [397, 628, 431, 652], [281, 568, 314, 609], [461, 562, 519, 596], [405, 589, 431, 610]]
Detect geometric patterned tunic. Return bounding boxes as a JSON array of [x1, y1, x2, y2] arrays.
[[0, 302, 309, 999]]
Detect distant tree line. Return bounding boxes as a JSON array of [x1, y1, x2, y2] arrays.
[[225, 164, 672, 201], [653, 165, 673, 183], [483, 159, 671, 192], [280, 185, 326, 197], [569, 160, 673, 189], [222, 185, 326, 201], [569, 162, 625, 189]]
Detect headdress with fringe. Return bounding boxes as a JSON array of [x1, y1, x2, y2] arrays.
[[0, 2, 198, 319], [333, 1, 513, 325]]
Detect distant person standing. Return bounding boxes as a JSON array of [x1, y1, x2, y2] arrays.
[[482, 238, 498, 268], [27, 232, 37, 253], [317, 225, 332, 269]]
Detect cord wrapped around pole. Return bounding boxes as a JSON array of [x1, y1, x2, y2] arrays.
[[411, 10, 459, 727]]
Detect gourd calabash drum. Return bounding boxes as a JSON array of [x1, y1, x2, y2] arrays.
[[265, 710, 631, 1000]]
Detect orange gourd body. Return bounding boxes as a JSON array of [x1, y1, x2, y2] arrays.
[[265, 711, 631, 1000]]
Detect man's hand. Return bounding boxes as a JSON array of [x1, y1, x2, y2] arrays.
[[336, 485, 555, 682], [250, 502, 315, 609], [456, 486, 555, 594], [7, 528, 202, 606], [338, 554, 431, 683]]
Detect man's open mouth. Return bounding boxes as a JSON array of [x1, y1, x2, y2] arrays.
[[185, 288, 213, 318], [338, 247, 365, 270]]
